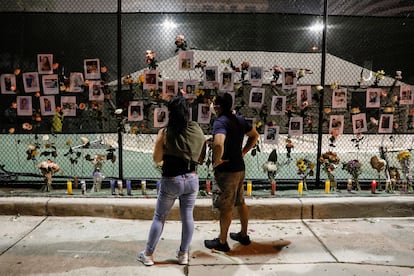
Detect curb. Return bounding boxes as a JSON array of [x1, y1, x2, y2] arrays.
[[0, 196, 413, 220]]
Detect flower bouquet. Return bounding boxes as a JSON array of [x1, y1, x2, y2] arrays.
[[342, 159, 362, 191], [397, 150, 413, 192], [319, 151, 340, 191], [296, 157, 315, 191]]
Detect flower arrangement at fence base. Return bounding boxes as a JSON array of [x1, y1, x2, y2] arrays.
[[296, 157, 314, 191], [387, 166, 400, 193], [38, 159, 60, 192], [342, 159, 362, 191], [262, 149, 278, 184], [370, 155, 387, 190], [397, 150, 413, 192], [319, 151, 340, 191]]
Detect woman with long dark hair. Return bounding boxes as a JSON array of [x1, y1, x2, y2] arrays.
[[137, 96, 205, 266]]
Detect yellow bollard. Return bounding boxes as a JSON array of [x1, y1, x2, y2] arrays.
[[298, 181, 303, 196], [324, 180, 330, 194], [246, 181, 252, 196], [67, 181, 73, 195]]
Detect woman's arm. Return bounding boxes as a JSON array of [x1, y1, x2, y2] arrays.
[[153, 128, 165, 163]]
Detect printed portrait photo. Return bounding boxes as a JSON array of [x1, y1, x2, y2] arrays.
[[40, 96, 56, 116], [197, 103, 211, 124], [297, 86, 311, 108], [183, 80, 198, 99], [366, 88, 381, 108], [264, 125, 280, 144], [42, 74, 59, 95], [271, 96, 286, 115], [378, 114, 394, 134], [84, 58, 101, 80], [249, 66, 263, 87], [352, 113, 367, 134], [329, 115, 344, 135], [17, 96, 33, 116], [143, 70, 158, 90], [248, 87, 265, 108], [400, 85, 413, 105], [88, 80, 105, 101], [288, 117, 303, 136], [1, 74, 17, 94], [128, 101, 144, 122], [61, 96, 77, 117], [178, 50, 194, 70], [69, 72, 84, 92], [219, 71, 234, 91], [22, 72, 40, 93], [154, 106, 168, 128], [162, 80, 178, 100], [332, 88, 347, 109], [37, 54, 53, 75], [204, 66, 218, 89], [282, 69, 297, 90]]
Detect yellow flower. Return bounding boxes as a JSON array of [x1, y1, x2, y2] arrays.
[[195, 89, 205, 97], [296, 159, 304, 167], [397, 151, 411, 161], [299, 164, 307, 171], [137, 74, 145, 84]]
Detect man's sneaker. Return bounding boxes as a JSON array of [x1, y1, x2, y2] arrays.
[[176, 249, 189, 265], [137, 251, 154, 266], [204, 238, 230, 252], [230, 232, 251, 245]]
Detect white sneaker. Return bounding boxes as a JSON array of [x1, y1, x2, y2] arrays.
[[176, 249, 189, 265], [137, 251, 154, 266]]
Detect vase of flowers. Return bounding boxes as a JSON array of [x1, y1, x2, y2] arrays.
[[397, 150, 413, 192], [342, 159, 362, 191], [296, 158, 314, 191], [319, 151, 340, 191]]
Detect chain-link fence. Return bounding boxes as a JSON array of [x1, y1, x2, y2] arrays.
[[0, 1, 413, 193]]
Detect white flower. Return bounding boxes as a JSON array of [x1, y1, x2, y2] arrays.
[[262, 161, 277, 172]]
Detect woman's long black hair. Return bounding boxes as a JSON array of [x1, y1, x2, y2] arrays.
[[166, 96, 190, 141]]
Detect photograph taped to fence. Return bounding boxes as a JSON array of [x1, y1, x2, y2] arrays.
[[42, 74, 59, 95], [61, 96, 77, 117], [264, 125, 280, 144], [219, 71, 234, 91], [249, 66, 263, 87], [288, 117, 303, 136], [203, 66, 218, 89], [88, 80, 105, 101], [17, 96, 32, 116], [178, 50, 194, 71], [197, 103, 211, 124], [378, 114, 394, 134], [154, 106, 168, 128], [84, 58, 101, 80], [352, 113, 367, 134], [0, 74, 16, 94], [128, 101, 144, 122], [143, 70, 158, 90], [366, 88, 381, 108], [249, 87, 265, 108], [22, 72, 40, 93], [40, 96, 56, 116], [329, 115, 344, 135], [69, 72, 84, 92], [37, 54, 53, 75], [271, 96, 286, 115], [400, 85, 413, 105], [332, 88, 347, 109]]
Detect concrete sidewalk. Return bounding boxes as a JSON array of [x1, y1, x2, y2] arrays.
[[0, 194, 413, 220], [0, 216, 413, 275]]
